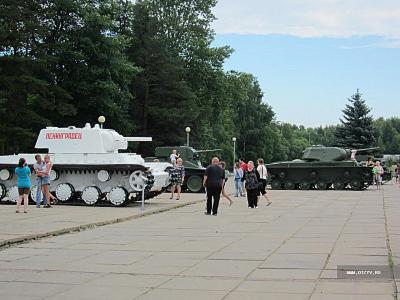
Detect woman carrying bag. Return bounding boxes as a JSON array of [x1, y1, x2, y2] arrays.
[[242, 161, 261, 208]]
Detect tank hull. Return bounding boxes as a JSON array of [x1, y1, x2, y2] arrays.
[[267, 161, 373, 190], [0, 153, 170, 206]]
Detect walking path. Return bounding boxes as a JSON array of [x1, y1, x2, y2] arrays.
[[0, 183, 399, 299]]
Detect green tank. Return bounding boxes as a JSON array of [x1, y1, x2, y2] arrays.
[[145, 146, 220, 193], [266, 146, 375, 190]]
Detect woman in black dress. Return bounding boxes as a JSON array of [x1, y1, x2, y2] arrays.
[[170, 158, 185, 200], [242, 161, 261, 208]]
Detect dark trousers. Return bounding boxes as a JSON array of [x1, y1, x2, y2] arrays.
[[246, 188, 258, 208], [206, 186, 222, 214]]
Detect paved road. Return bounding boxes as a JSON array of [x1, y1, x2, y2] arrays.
[[0, 183, 399, 299]]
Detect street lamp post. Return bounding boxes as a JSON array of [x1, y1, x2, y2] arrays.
[[232, 137, 237, 172], [98, 116, 106, 129], [185, 127, 191, 147]]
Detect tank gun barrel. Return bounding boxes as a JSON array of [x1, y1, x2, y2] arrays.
[[125, 137, 152, 142], [352, 147, 380, 153], [196, 149, 222, 153]]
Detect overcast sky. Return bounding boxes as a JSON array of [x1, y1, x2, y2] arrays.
[[211, 0, 400, 126]]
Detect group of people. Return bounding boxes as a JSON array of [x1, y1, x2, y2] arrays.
[[14, 154, 55, 213], [364, 157, 400, 189], [371, 160, 384, 190], [203, 156, 272, 216], [169, 148, 273, 215]]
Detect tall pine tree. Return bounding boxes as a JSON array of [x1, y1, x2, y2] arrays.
[[335, 90, 375, 149]]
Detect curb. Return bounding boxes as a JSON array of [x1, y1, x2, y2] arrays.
[[0, 198, 205, 250]]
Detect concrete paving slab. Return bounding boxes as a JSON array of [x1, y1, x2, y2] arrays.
[[259, 253, 328, 269], [235, 279, 316, 294], [46, 284, 149, 300], [135, 288, 228, 300], [16, 270, 103, 285], [310, 294, 394, 300], [249, 268, 321, 280], [182, 259, 260, 277], [85, 273, 171, 288], [159, 276, 241, 291], [314, 280, 394, 295], [0, 281, 74, 298], [224, 291, 310, 300], [326, 254, 389, 269]]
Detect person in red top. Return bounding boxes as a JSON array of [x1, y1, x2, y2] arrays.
[[239, 158, 247, 196], [239, 158, 248, 172]]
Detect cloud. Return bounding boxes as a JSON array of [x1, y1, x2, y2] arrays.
[[212, 0, 400, 41]]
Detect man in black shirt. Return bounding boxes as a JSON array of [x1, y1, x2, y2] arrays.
[[203, 157, 224, 215]]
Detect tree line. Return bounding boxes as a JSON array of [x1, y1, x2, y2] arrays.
[[0, 0, 398, 164]]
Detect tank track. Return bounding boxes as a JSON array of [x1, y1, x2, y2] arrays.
[[267, 166, 373, 191], [0, 164, 158, 206]]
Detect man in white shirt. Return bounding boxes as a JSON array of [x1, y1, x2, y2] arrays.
[[257, 158, 272, 205]]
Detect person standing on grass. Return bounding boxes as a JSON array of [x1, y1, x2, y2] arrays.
[[33, 154, 47, 208], [15, 158, 31, 213], [203, 157, 224, 216], [242, 161, 260, 209], [257, 158, 272, 206]]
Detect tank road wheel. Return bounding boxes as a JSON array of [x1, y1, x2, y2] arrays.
[[278, 172, 286, 179], [129, 170, 148, 192], [0, 169, 12, 180], [299, 181, 310, 190], [359, 182, 368, 190], [350, 179, 361, 191], [108, 186, 128, 206], [30, 185, 44, 204], [271, 180, 282, 190], [284, 181, 295, 190], [49, 170, 59, 181], [316, 181, 328, 190], [55, 183, 75, 202], [361, 171, 372, 182], [145, 172, 155, 191], [97, 170, 110, 182], [333, 180, 345, 190], [81, 186, 101, 205], [0, 183, 6, 201], [186, 175, 203, 193], [310, 170, 318, 179], [343, 170, 351, 179], [7, 186, 19, 203]]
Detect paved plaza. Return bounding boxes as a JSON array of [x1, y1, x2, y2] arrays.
[[0, 183, 400, 299]]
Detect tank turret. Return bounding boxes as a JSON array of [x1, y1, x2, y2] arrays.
[[35, 123, 152, 154], [302, 147, 351, 162], [0, 124, 172, 206]]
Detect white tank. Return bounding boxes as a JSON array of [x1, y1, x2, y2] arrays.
[[0, 124, 171, 206]]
